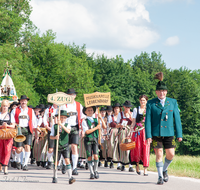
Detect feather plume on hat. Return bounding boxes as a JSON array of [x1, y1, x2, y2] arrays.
[[154, 72, 163, 81]]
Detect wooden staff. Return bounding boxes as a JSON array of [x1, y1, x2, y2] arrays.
[[53, 106, 60, 180], [98, 107, 101, 145]]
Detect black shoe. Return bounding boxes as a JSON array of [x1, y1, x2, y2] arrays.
[[129, 167, 134, 172], [80, 164, 84, 169], [52, 177, 58, 183], [62, 165, 66, 174], [69, 177, 76, 184], [72, 168, 78, 175], [144, 173, 148, 176], [16, 162, 21, 170], [11, 162, 14, 167], [157, 176, 164, 185], [36, 161, 40, 167], [94, 171, 99, 179], [163, 170, 169, 182], [22, 165, 28, 171], [57, 165, 61, 171], [31, 158, 36, 165], [136, 165, 141, 175], [41, 161, 46, 168], [46, 162, 52, 169], [85, 163, 88, 170], [90, 173, 95, 179], [117, 166, 122, 170], [110, 162, 114, 169], [98, 161, 102, 167], [104, 160, 108, 167], [121, 165, 125, 171]]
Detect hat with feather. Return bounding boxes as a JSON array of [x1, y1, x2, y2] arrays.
[[155, 72, 167, 90]]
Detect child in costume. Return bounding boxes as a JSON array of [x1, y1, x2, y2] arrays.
[[50, 110, 75, 184], [82, 106, 106, 179]]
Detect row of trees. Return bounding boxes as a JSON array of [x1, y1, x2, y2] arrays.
[[0, 0, 199, 155]]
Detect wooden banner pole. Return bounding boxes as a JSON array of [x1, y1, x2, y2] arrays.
[[98, 107, 101, 145], [53, 106, 60, 180]]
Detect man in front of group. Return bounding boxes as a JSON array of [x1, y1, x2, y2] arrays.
[[145, 72, 183, 185], [11, 95, 37, 171]]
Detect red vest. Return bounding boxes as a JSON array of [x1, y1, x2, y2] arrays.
[[14, 107, 33, 134], [66, 101, 81, 129]]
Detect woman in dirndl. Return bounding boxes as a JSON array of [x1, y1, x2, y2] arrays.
[[130, 95, 150, 176], [116, 100, 134, 172], [0, 99, 15, 174], [107, 103, 122, 169]]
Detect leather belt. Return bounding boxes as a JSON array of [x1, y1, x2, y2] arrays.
[[19, 115, 28, 119], [67, 112, 77, 116]]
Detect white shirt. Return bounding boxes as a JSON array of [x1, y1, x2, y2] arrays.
[[82, 117, 95, 133], [0, 112, 14, 123], [11, 106, 37, 128], [50, 122, 71, 136], [57, 101, 85, 126], [116, 112, 132, 123], [132, 106, 144, 119], [43, 106, 57, 127], [158, 97, 166, 107]]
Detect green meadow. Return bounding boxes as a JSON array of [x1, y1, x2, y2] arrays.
[[148, 154, 200, 179]]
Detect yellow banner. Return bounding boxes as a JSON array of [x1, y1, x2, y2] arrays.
[[84, 92, 111, 108]]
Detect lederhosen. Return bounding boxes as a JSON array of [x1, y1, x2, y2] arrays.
[[14, 107, 33, 147], [68, 102, 81, 145], [47, 106, 55, 149], [0, 113, 13, 166], [84, 118, 99, 158], [53, 123, 70, 161]]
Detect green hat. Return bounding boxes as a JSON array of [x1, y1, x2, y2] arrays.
[[154, 72, 167, 90], [55, 110, 70, 117]]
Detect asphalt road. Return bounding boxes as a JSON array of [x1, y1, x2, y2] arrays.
[[0, 164, 200, 190]]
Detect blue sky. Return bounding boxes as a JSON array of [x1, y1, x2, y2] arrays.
[[30, 0, 200, 70]]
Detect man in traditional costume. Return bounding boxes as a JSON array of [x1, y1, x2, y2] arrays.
[[145, 72, 183, 185], [11, 95, 37, 171]]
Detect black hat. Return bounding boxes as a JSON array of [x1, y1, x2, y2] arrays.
[[38, 104, 45, 109], [154, 72, 167, 90], [28, 105, 34, 109], [55, 110, 70, 117], [112, 103, 121, 108], [106, 106, 112, 111], [45, 104, 50, 109], [100, 107, 106, 112], [82, 106, 96, 115], [34, 105, 40, 109], [18, 95, 30, 101], [66, 88, 77, 94], [9, 101, 19, 109], [123, 100, 133, 107]]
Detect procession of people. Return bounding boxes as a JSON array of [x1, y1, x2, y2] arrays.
[[0, 72, 183, 186]]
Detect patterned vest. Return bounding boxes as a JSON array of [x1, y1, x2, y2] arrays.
[[85, 118, 99, 139]]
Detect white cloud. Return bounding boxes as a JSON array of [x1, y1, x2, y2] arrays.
[[30, 0, 159, 57], [164, 36, 180, 46]]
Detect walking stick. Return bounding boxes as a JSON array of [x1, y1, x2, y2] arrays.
[[53, 105, 60, 183]]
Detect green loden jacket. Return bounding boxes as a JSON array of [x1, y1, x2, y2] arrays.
[[145, 97, 182, 139]]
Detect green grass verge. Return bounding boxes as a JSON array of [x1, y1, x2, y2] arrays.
[[148, 154, 200, 179]]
